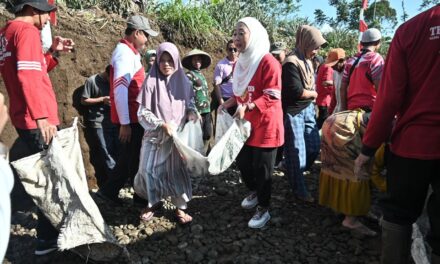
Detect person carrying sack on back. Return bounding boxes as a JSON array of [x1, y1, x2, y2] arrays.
[[182, 49, 213, 152], [0, 0, 75, 255], [318, 28, 385, 236]]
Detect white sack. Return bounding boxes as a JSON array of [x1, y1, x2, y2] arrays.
[[11, 119, 123, 261], [173, 113, 251, 176]]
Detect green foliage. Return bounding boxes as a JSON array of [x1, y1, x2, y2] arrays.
[[56, 0, 149, 15], [401, 0, 408, 22], [419, 0, 440, 11], [314, 0, 398, 34], [157, 0, 223, 48], [364, 0, 398, 33], [322, 28, 358, 57], [273, 17, 313, 50], [206, 0, 301, 42]]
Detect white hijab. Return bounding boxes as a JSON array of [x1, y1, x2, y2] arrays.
[[233, 17, 270, 97]]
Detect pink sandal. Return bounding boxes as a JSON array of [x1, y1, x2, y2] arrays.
[[139, 208, 155, 221], [175, 210, 193, 224]]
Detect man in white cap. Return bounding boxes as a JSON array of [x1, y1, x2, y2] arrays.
[[0, 0, 74, 255], [339, 28, 384, 112], [98, 15, 158, 205]]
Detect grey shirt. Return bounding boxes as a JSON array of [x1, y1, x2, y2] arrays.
[[82, 74, 113, 128]]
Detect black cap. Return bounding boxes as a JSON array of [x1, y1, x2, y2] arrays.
[[13, 0, 57, 14]]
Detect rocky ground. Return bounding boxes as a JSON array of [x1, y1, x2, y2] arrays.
[[3, 161, 382, 264]]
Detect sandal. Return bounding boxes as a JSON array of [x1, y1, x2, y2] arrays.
[[175, 209, 193, 224], [139, 208, 155, 222], [342, 219, 377, 236], [296, 194, 315, 203], [139, 202, 163, 222]]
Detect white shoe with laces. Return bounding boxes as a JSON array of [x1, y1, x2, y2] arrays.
[[248, 206, 271, 229], [241, 192, 258, 209]]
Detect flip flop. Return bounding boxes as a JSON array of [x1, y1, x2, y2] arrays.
[[139, 208, 155, 222], [175, 210, 193, 224], [296, 195, 315, 203], [342, 221, 377, 236]]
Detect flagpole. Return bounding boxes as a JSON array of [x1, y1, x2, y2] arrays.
[[358, 0, 369, 51]]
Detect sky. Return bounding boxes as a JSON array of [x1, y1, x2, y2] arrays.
[[299, 0, 427, 33]]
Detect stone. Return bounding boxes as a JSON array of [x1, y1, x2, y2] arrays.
[[191, 224, 204, 234], [167, 235, 179, 245], [145, 227, 154, 236], [178, 241, 188, 249], [207, 250, 218, 259], [214, 187, 228, 196]]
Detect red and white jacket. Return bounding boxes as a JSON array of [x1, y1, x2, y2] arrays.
[[110, 39, 145, 125], [0, 20, 59, 130]]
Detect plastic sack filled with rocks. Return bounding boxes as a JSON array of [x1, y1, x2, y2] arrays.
[[173, 111, 251, 176], [11, 118, 125, 262]]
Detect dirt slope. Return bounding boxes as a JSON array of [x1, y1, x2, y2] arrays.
[[0, 5, 224, 187]]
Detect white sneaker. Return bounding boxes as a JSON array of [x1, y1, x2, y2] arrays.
[[241, 192, 258, 209], [248, 207, 271, 229]]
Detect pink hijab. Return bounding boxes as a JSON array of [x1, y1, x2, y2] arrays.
[[137, 42, 194, 124]]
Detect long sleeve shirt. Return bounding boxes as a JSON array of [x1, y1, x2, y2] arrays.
[[316, 64, 334, 107], [0, 20, 59, 129], [110, 39, 145, 125], [236, 54, 284, 148], [281, 62, 312, 116], [361, 5, 440, 160]]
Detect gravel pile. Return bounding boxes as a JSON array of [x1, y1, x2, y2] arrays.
[[4, 163, 381, 264]]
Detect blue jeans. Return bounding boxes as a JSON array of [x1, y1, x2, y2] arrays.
[[284, 104, 320, 198], [86, 126, 119, 186]]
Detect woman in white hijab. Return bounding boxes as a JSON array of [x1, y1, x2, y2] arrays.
[[219, 17, 284, 229]]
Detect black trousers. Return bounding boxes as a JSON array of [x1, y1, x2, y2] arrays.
[[11, 128, 59, 241], [316, 106, 328, 130], [236, 145, 277, 207], [100, 123, 144, 199], [200, 112, 213, 141], [381, 152, 440, 255]]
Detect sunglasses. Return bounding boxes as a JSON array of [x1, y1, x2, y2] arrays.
[[228, 48, 237, 52]]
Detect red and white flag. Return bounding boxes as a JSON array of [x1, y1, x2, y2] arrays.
[[358, 0, 368, 50], [362, 0, 368, 10]]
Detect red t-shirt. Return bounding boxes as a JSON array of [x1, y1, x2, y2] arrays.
[[235, 54, 284, 148], [0, 20, 59, 130], [362, 5, 440, 159], [342, 51, 384, 110], [316, 64, 334, 107]]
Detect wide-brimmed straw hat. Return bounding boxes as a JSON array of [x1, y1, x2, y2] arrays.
[[182, 49, 212, 70], [325, 48, 346, 67], [12, 0, 57, 13]]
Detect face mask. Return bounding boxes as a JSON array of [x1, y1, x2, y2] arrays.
[[41, 23, 52, 52]]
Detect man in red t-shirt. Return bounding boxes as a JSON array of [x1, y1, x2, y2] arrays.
[[316, 48, 345, 129], [355, 5, 440, 264], [0, 0, 74, 256], [339, 28, 384, 112]]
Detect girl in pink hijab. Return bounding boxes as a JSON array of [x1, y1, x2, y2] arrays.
[[135, 42, 198, 224]]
